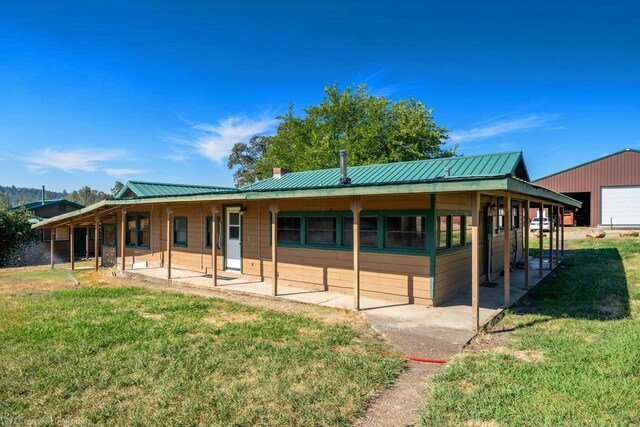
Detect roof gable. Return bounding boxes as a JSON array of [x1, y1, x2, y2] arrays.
[[242, 151, 530, 191], [12, 199, 84, 211], [115, 181, 235, 199]]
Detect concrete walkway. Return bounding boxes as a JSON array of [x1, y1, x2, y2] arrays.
[[125, 255, 558, 349]]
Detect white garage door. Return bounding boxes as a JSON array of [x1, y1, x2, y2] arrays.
[[601, 186, 640, 226]]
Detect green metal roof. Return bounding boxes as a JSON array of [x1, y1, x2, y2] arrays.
[[11, 199, 84, 211], [115, 181, 235, 199], [242, 151, 529, 192]]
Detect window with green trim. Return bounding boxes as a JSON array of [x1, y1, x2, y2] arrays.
[[436, 216, 449, 249], [342, 216, 378, 246], [511, 202, 520, 229], [173, 217, 188, 247], [385, 215, 426, 249], [277, 217, 301, 243], [437, 215, 469, 250], [126, 213, 150, 248], [205, 216, 222, 249], [306, 216, 336, 245], [451, 215, 464, 247]]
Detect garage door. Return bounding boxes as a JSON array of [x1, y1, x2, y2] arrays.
[[601, 186, 640, 226]]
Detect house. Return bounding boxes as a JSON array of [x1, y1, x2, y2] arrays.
[[12, 188, 88, 260], [534, 148, 640, 228], [32, 151, 579, 327]]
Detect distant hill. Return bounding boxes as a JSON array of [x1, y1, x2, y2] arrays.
[[0, 185, 68, 208], [1, 183, 119, 208]]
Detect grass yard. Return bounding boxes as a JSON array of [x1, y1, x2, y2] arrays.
[[0, 268, 404, 426], [420, 238, 640, 426]]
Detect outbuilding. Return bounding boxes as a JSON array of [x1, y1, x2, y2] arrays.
[[534, 148, 640, 228]]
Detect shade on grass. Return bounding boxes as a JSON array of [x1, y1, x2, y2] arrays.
[[0, 269, 404, 426], [420, 239, 640, 426]]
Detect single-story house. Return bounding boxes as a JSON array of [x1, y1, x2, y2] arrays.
[[33, 151, 579, 327], [12, 189, 89, 260]]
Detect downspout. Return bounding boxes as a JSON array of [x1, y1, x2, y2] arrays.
[[429, 194, 436, 301]]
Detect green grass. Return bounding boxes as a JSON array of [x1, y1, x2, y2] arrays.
[[0, 268, 404, 426], [420, 238, 640, 426]]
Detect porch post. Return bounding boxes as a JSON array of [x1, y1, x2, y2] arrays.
[[70, 224, 75, 270], [503, 195, 511, 305], [471, 191, 480, 332], [166, 207, 172, 280], [94, 216, 99, 271], [120, 209, 126, 272], [351, 197, 362, 310], [561, 206, 565, 257], [549, 205, 554, 269], [539, 203, 544, 277], [211, 203, 218, 287], [524, 200, 530, 290], [270, 201, 279, 296], [85, 227, 90, 259], [50, 227, 55, 269], [556, 206, 560, 264]]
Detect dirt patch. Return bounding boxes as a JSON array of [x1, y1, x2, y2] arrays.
[[203, 311, 261, 327]]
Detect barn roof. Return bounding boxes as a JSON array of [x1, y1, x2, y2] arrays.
[[534, 148, 640, 182]]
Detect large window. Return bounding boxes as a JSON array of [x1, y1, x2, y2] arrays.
[[451, 215, 464, 247], [385, 215, 426, 249], [306, 217, 336, 245], [126, 213, 150, 248], [277, 217, 301, 243], [174, 217, 188, 247], [342, 216, 378, 247], [437, 214, 470, 250]]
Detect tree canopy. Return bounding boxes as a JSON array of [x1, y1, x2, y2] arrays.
[[228, 83, 454, 186]]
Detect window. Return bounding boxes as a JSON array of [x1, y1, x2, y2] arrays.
[[342, 216, 378, 246], [451, 215, 464, 247], [205, 216, 222, 249], [511, 202, 520, 229], [306, 217, 336, 245], [174, 217, 188, 247], [103, 224, 116, 246], [55, 227, 69, 241], [228, 213, 240, 240], [126, 213, 150, 248], [436, 216, 449, 249], [496, 200, 505, 233], [277, 217, 301, 243], [465, 217, 472, 246], [385, 216, 426, 249]]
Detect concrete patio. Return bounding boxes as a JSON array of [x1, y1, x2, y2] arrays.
[[123, 254, 560, 347]]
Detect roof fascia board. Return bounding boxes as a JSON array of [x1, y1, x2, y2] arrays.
[[506, 178, 581, 207]]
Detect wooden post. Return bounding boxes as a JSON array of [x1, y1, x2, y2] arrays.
[[561, 207, 565, 257], [351, 197, 362, 310], [166, 207, 172, 280], [503, 196, 511, 305], [549, 205, 554, 270], [120, 209, 126, 272], [211, 204, 218, 286], [94, 217, 99, 271], [50, 227, 55, 269], [556, 206, 560, 264], [524, 200, 530, 290], [539, 203, 544, 277], [471, 192, 480, 331], [70, 224, 75, 270], [270, 201, 279, 296]]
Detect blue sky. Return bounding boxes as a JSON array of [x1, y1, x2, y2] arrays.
[[1, 1, 638, 192]]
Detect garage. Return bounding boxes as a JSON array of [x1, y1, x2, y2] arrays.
[[601, 186, 640, 227]]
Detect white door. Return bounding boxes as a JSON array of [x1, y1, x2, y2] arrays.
[[601, 186, 640, 226], [226, 209, 241, 270]]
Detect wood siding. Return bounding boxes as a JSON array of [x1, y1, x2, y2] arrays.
[[534, 150, 640, 226]]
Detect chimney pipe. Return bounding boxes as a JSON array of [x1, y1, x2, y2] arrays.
[[42, 185, 46, 204], [273, 167, 289, 179], [339, 149, 351, 184], [444, 166, 450, 178]]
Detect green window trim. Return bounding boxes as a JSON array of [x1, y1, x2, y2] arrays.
[[273, 210, 430, 255], [173, 216, 188, 248], [125, 213, 150, 249], [435, 213, 472, 253]]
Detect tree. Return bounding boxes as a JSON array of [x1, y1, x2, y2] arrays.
[[67, 186, 110, 206], [111, 181, 124, 196], [228, 83, 454, 186], [0, 207, 38, 267]]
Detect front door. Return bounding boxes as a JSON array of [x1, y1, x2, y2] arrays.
[[226, 209, 241, 270]]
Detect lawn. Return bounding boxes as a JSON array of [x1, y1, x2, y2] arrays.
[[420, 238, 640, 426], [0, 268, 404, 426]]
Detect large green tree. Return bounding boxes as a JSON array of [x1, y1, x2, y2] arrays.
[[228, 83, 454, 186], [67, 186, 110, 206]]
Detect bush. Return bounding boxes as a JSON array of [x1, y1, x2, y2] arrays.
[[0, 208, 39, 267]]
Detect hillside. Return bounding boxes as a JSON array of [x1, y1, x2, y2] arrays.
[[0, 184, 118, 208]]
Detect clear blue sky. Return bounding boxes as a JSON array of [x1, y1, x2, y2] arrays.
[[1, 1, 638, 192]]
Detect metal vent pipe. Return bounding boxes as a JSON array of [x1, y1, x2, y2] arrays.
[[339, 149, 351, 184]]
